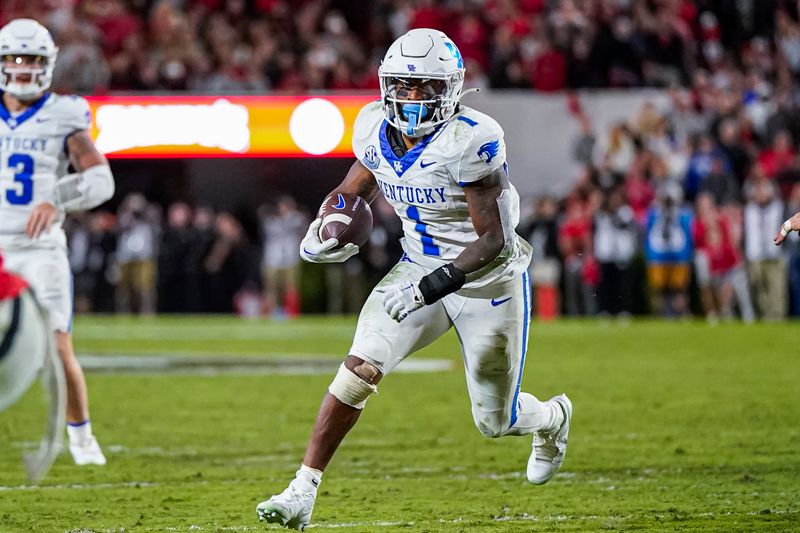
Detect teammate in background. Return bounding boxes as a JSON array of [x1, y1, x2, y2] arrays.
[[0, 19, 115, 465], [0, 252, 66, 482], [257, 29, 572, 530], [774, 212, 800, 245]]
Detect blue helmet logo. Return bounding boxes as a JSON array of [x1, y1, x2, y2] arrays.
[[477, 140, 500, 164], [443, 41, 464, 69]]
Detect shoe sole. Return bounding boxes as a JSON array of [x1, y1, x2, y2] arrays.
[[258, 506, 289, 526], [258, 506, 309, 531], [528, 393, 572, 485]]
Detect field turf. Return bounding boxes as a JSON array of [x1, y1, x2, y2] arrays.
[[1, 316, 798, 532]]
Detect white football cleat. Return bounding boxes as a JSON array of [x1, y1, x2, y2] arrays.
[[527, 393, 572, 485], [69, 435, 107, 466], [256, 477, 317, 531]]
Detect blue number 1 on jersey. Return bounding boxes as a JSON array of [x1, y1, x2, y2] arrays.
[[406, 205, 440, 256], [5, 153, 34, 205]]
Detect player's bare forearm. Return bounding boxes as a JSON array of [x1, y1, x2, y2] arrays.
[[66, 131, 107, 171], [452, 168, 507, 274], [330, 160, 380, 205]]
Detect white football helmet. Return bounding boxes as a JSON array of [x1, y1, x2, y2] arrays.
[[379, 28, 466, 138], [0, 18, 58, 100]]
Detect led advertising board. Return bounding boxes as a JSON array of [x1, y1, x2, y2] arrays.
[[86, 95, 376, 158]]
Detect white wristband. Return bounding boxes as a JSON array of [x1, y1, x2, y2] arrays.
[[780, 220, 793, 237]]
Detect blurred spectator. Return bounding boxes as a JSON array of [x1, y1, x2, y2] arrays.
[[698, 155, 740, 206], [692, 194, 754, 323], [259, 196, 306, 317], [116, 193, 158, 315], [520, 196, 561, 320], [644, 183, 693, 317], [202, 212, 248, 313], [68, 212, 117, 314], [757, 130, 796, 179], [531, 36, 566, 92], [158, 203, 201, 313], [716, 118, 751, 189], [593, 188, 637, 317], [744, 180, 787, 320], [604, 123, 637, 183], [559, 198, 595, 316]]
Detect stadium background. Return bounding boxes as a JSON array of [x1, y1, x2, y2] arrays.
[[2, 2, 800, 532], [3, 0, 800, 320]]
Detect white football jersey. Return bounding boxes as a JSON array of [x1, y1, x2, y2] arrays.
[[352, 101, 531, 290], [0, 92, 91, 250]]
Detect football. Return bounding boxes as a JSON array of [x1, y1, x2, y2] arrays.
[[318, 192, 373, 248]]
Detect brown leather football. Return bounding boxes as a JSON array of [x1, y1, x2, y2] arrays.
[[318, 192, 373, 248]]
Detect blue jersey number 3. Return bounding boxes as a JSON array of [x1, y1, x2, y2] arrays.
[[406, 205, 440, 256], [5, 153, 34, 205]]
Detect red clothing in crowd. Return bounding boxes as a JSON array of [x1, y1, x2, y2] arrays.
[[450, 15, 490, 70], [692, 216, 740, 275], [532, 49, 567, 92], [0, 254, 28, 301], [410, 6, 449, 32], [757, 147, 795, 178], [625, 174, 655, 226]]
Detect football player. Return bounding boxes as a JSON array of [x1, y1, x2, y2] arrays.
[[0, 251, 66, 482], [257, 29, 572, 530], [0, 19, 115, 465]]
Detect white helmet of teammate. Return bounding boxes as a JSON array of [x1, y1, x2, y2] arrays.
[[379, 28, 466, 138], [0, 18, 58, 100]]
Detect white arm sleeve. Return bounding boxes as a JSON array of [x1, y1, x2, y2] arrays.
[[54, 164, 115, 212]]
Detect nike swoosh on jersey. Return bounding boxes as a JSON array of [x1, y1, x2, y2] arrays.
[[490, 297, 512, 307], [420, 160, 436, 168]]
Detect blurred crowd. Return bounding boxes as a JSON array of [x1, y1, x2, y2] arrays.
[[5, 0, 800, 93], [65, 192, 406, 317], [520, 87, 800, 322]]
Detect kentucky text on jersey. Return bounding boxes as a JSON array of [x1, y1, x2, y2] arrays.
[[376, 178, 447, 205], [0, 136, 48, 151]]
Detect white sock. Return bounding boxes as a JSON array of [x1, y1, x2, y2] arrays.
[[66, 420, 93, 445], [296, 464, 323, 492], [505, 393, 564, 436]]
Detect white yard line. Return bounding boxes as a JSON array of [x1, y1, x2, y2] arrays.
[[76, 354, 452, 376]]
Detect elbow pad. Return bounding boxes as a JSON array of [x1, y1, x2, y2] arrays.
[[55, 165, 115, 212]]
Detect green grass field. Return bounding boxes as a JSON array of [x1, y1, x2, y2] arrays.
[[1, 316, 799, 532]]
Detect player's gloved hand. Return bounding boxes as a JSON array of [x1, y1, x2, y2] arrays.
[[299, 218, 360, 263], [381, 280, 426, 322]]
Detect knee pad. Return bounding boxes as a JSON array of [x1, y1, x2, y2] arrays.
[[328, 362, 378, 409]]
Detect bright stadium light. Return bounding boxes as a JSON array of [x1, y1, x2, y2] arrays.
[[289, 98, 345, 155]]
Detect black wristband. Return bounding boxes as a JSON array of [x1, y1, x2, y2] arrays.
[[418, 264, 466, 305]]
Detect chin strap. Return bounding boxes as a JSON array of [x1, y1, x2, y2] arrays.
[[459, 87, 481, 99]]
